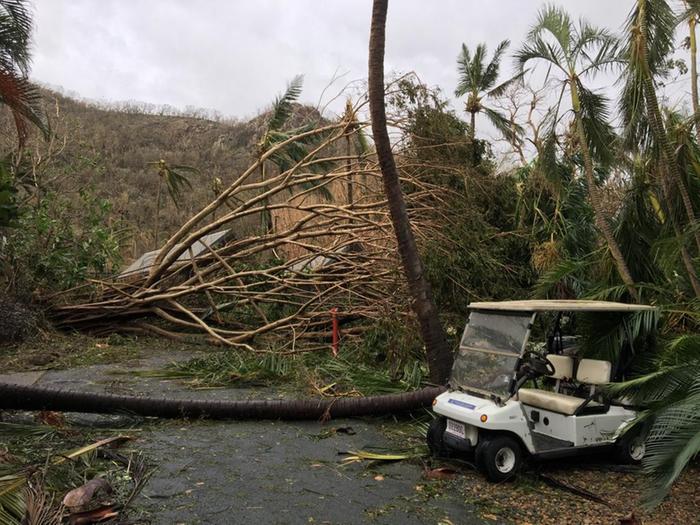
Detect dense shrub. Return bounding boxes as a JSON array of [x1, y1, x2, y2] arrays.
[[0, 188, 122, 299]]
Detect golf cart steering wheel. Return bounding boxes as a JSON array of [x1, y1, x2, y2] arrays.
[[524, 352, 556, 377]]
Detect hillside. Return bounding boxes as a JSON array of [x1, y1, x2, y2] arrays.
[[0, 88, 324, 261]]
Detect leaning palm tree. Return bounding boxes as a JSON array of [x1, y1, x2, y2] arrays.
[[369, 0, 452, 384], [0, 0, 45, 145], [455, 40, 523, 155], [516, 5, 639, 301], [621, 0, 700, 296], [622, 0, 700, 254]]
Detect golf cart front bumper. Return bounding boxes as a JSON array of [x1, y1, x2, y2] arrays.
[[442, 427, 475, 452], [432, 389, 530, 450]]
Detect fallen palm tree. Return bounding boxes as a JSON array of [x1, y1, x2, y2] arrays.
[[0, 382, 445, 420]]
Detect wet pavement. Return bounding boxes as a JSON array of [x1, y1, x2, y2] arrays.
[[0, 350, 491, 525]]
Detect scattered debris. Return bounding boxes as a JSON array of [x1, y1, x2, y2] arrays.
[[537, 472, 611, 507], [62, 477, 113, 509], [339, 449, 422, 465], [423, 467, 458, 480]]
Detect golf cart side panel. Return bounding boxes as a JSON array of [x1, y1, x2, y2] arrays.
[[433, 391, 537, 453], [573, 406, 636, 447], [522, 404, 633, 447]]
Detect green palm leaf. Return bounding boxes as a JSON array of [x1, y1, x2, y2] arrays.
[[267, 74, 304, 132]]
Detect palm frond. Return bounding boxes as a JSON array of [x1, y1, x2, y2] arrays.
[[623, 0, 676, 77], [514, 37, 566, 75], [576, 81, 617, 167], [455, 43, 473, 97], [483, 105, 522, 143], [267, 74, 304, 132], [533, 256, 592, 299], [0, 70, 47, 143], [0, 0, 33, 75], [529, 4, 573, 54], [607, 360, 695, 404], [455, 42, 487, 97], [642, 381, 700, 507], [481, 39, 510, 90], [487, 70, 526, 98], [575, 22, 622, 77]]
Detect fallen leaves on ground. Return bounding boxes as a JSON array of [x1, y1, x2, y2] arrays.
[[455, 460, 700, 525]]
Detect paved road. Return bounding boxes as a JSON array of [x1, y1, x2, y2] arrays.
[[0, 351, 491, 525]]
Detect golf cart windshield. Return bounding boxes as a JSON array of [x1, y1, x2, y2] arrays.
[[450, 311, 533, 396]]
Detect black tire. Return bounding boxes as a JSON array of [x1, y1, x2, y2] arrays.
[[615, 427, 646, 464], [475, 434, 522, 482], [426, 417, 451, 457]]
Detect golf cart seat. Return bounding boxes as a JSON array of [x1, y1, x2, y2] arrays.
[[518, 357, 612, 416]]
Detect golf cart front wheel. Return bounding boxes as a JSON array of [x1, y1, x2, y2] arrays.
[[476, 435, 522, 482]]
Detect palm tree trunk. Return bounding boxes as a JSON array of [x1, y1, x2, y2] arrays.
[[570, 83, 639, 301], [658, 165, 700, 298], [637, 2, 700, 254], [690, 16, 700, 144], [0, 382, 446, 420], [642, 73, 700, 255], [469, 111, 477, 166], [154, 177, 162, 250], [369, 0, 452, 384]]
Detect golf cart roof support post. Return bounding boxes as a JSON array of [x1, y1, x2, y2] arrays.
[[508, 312, 536, 398]]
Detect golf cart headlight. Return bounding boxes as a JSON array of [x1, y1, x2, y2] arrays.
[[480, 414, 488, 423]]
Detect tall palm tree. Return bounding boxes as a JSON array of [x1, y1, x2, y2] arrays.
[[683, 1, 700, 143], [622, 0, 700, 297], [369, 0, 452, 384], [0, 0, 45, 145], [516, 5, 639, 301], [455, 40, 523, 154], [623, 0, 700, 255]]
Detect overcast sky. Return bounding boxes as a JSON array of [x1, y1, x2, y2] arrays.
[[29, 1, 656, 122]]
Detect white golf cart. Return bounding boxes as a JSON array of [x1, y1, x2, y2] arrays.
[[428, 300, 656, 482]]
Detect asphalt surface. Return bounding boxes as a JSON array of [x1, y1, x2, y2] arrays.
[[0, 350, 491, 525]]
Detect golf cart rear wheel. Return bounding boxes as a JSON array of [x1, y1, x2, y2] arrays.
[[616, 429, 646, 464], [476, 435, 522, 482], [427, 417, 451, 458]]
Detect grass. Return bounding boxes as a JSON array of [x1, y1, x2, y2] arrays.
[[131, 346, 428, 397]]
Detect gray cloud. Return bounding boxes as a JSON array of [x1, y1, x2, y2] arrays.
[[30, 1, 635, 121]]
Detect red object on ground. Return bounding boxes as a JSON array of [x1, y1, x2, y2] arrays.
[[330, 307, 339, 356]]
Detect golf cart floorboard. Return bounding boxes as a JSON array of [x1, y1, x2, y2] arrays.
[[532, 432, 573, 452]]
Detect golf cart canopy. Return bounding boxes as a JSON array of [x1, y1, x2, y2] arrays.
[[467, 300, 656, 313]]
